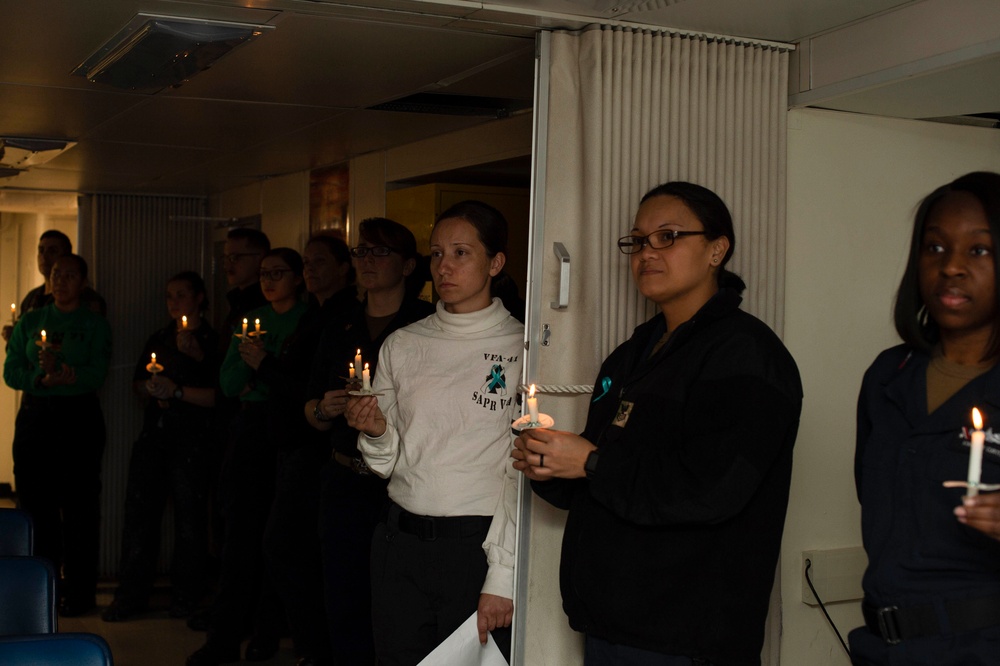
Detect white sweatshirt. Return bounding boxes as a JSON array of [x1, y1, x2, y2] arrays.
[[359, 297, 524, 598]]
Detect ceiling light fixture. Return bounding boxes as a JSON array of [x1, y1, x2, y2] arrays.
[[72, 13, 274, 93]]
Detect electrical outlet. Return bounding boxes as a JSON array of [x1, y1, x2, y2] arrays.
[[801, 546, 867, 606]]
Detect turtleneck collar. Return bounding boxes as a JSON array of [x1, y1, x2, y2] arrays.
[[433, 297, 511, 335]]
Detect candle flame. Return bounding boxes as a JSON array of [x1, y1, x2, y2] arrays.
[[529, 384, 536, 399], [349, 362, 354, 369], [151, 353, 157, 362], [182, 315, 188, 327], [357, 348, 361, 355], [255, 318, 260, 325], [40, 329, 46, 341], [243, 318, 248, 325], [364, 363, 370, 370], [973, 407, 984, 430]]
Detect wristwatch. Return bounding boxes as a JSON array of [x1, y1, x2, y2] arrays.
[[313, 403, 330, 422], [584, 450, 600, 478], [173, 386, 184, 401]]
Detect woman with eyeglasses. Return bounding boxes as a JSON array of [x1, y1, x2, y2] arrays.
[[258, 236, 360, 666], [345, 202, 524, 665], [305, 217, 433, 664], [513, 182, 802, 666], [189, 248, 307, 666]]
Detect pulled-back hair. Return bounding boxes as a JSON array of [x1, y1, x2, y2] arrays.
[[640, 182, 745, 294], [168, 270, 209, 312], [894, 171, 1000, 359]]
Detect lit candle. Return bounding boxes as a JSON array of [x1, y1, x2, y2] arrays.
[[255, 318, 261, 335], [349, 362, 355, 379], [242, 318, 248, 338], [151, 352, 157, 365], [40, 329, 46, 344], [969, 407, 985, 497], [9, 303, 15, 323], [181, 315, 188, 329], [355, 349, 362, 373], [528, 384, 540, 423], [362, 362, 371, 392]]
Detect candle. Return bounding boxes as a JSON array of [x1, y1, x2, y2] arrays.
[[151, 352, 157, 365], [969, 407, 985, 497], [349, 362, 355, 379], [40, 329, 46, 344], [355, 349, 362, 373], [9, 303, 15, 323], [181, 315, 188, 329], [527, 384, 540, 423], [242, 318, 248, 338], [362, 362, 371, 392], [255, 318, 261, 335]]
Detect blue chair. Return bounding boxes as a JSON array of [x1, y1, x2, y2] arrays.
[[0, 556, 57, 635], [0, 508, 33, 556], [0, 633, 113, 666]]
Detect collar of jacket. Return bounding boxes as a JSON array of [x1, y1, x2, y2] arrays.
[[883, 348, 1000, 431]]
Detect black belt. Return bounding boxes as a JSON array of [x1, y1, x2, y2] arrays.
[[863, 595, 1000, 644], [394, 504, 492, 541]]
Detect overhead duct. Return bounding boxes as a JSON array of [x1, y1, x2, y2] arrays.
[[0, 137, 77, 183], [72, 13, 274, 93]]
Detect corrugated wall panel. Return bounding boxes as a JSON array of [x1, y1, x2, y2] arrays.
[[80, 194, 209, 577]]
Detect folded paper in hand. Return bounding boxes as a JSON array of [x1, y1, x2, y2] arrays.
[[416, 613, 507, 666]]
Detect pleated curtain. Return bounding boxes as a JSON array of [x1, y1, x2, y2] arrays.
[[540, 26, 789, 371]]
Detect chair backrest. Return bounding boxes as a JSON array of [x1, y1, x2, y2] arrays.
[[0, 508, 33, 556], [0, 556, 57, 635], [0, 633, 113, 666]]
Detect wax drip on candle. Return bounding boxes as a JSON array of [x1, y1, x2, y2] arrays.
[[969, 407, 985, 497]]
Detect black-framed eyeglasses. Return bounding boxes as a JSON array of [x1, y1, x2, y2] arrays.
[[223, 252, 262, 264], [349, 245, 397, 258], [617, 230, 708, 254], [259, 268, 294, 281]]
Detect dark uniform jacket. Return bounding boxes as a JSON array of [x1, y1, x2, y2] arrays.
[[856, 346, 1000, 608], [532, 288, 802, 666]]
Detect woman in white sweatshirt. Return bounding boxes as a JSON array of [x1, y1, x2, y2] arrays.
[[346, 200, 524, 666]]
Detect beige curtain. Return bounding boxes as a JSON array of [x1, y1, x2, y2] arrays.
[[541, 26, 789, 370], [520, 26, 790, 665]]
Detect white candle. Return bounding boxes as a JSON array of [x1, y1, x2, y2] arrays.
[[969, 407, 985, 496], [241, 318, 248, 338], [355, 349, 363, 373], [528, 384, 540, 423], [255, 318, 261, 335], [349, 362, 355, 379], [40, 329, 46, 344], [181, 315, 188, 329], [362, 362, 371, 392], [10, 303, 15, 323]]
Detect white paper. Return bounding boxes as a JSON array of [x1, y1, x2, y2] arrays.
[[416, 612, 508, 666]]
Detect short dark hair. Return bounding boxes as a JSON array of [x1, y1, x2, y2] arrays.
[[639, 181, 745, 294], [54, 253, 88, 281], [39, 229, 72, 253], [358, 217, 419, 260], [307, 234, 355, 285], [168, 270, 209, 312], [894, 171, 1000, 359], [227, 227, 270, 253], [435, 200, 508, 259], [262, 247, 305, 295]]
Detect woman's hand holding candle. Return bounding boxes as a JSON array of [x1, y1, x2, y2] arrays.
[[513, 428, 597, 480], [345, 393, 387, 438]]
